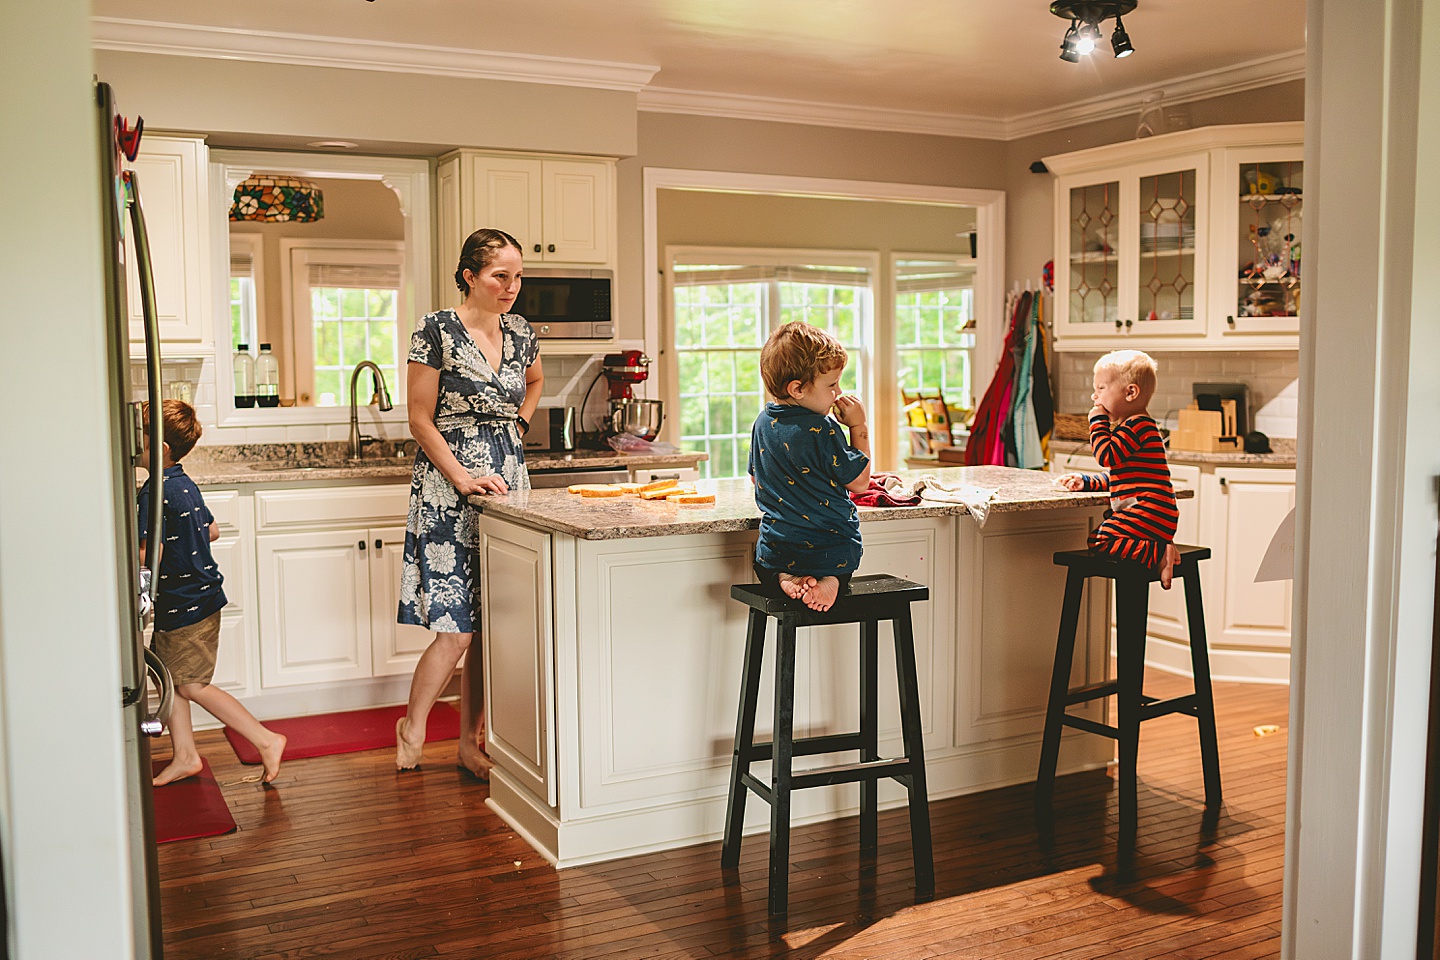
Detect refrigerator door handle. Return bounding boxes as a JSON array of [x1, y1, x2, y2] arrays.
[[139, 647, 174, 737], [125, 169, 165, 627]]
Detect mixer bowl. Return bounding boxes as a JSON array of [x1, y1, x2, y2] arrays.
[[609, 398, 664, 440]]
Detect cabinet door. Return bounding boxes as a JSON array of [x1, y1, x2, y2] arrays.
[[1122, 153, 1209, 336], [1209, 467, 1295, 648], [124, 137, 210, 344], [1146, 463, 1202, 641], [541, 159, 610, 263], [479, 516, 556, 806], [369, 525, 433, 677], [255, 530, 373, 686], [1054, 176, 1123, 340], [1212, 145, 1303, 339], [209, 535, 250, 693], [464, 155, 544, 257]]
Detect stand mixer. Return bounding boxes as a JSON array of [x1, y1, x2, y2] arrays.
[[579, 351, 665, 447]]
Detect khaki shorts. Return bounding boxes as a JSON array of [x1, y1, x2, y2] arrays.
[[152, 610, 222, 686]]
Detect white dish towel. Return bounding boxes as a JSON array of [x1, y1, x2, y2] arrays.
[[916, 475, 1000, 527]]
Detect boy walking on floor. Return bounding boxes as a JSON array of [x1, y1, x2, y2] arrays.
[[1057, 349, 1182, 588], [141, 400, 286, 785], [749, 322, 872, 612]]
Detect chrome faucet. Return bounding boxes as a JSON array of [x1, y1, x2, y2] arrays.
[[348, 360, 394, 459]]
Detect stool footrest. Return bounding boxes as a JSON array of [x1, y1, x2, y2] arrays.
[[1139, 694, 1202, 721], [1065, 680, 1117, 704], [791, 758, 914, 790], [1063, 714, 1119, 739], [742, 732, 862, 763]]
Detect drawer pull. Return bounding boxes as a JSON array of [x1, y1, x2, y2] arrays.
[[358, 540, 366, 551], [374, 538, 383, 550]]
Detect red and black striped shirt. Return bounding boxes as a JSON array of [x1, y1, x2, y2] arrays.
[[1077, 412, 1178, 544]]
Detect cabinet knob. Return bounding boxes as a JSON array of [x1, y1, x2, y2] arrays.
[[1114, 319, 1122, 331], [358, 540, 366, 551], [1125, 318, 1133, 329], [374, 538, 382, 550], [533, 243, 542, 253], [1227, 315, 1236, 326], [547, 243, 555, 253], [1219, 477, 1228, 489]]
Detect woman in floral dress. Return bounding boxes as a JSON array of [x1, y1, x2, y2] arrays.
[[396, 228, 542, 777]]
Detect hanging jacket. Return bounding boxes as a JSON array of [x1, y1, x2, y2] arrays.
[[965, 290, 1030, 466], [1031, 294, 1055, 460], [1010, 292, 1045, 469]]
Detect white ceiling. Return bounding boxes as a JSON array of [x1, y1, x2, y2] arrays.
[[92, 0, 1306, 137]]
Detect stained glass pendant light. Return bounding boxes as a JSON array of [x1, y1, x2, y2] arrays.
[[229, 174, 325, 222]]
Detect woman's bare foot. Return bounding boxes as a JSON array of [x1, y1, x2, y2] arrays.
[[802, 576, 841, 612], [396, 717, 424, 771], [776, 572, 815, 600], [258, 733, 287, 784], [152, 756, 203, 787], [457, 736, 493, 781], [1158, 543, 1182, 590]]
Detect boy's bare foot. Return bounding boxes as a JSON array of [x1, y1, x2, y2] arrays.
[[152, 756, 203, 787], [1158, 543, 1182, 590], [776, 573, 815, 600], [259, 733, 287, 784], [802, 576, 841, 612], [396, 717, 424, 771]]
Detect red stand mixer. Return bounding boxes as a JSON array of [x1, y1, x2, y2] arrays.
[[580, 351, 665, 446]]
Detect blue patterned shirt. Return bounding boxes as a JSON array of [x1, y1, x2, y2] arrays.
[[137, 465, 227, 631]]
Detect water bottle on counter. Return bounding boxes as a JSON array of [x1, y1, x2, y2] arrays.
[[233, 344, 256, 408], [255, 343, 279, 407]]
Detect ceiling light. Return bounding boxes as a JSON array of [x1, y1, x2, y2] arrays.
[[306, 140, 358, 149], [1050, 1, 1138, 61], [229, 174, 325, 223]]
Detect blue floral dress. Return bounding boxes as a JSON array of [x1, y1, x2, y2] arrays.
[[398, 309, 539, 632]]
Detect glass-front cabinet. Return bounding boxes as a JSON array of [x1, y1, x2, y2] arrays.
[[1048, 122, 1303, 351]]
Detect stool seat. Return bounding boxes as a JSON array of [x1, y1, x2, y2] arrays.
[[1036, 543, 1221, 851], [723, 573, 934, 915]]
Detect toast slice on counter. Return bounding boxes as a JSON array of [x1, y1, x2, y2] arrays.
[[666, 492, 715, 504], [580, 486, 626, 498], [639, 477, 680, 494]]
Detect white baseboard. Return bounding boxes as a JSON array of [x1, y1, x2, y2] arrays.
[[1145, 635, 1291, 685]]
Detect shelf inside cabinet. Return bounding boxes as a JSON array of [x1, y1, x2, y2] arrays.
[[1240, 193, 1303, 203]]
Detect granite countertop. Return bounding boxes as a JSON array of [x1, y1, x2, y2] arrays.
[[470, 465, 1171, 541], [1049, 436, 1297, 467], [183, 441, 707, 485]]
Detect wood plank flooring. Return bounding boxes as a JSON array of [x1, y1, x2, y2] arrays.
[[156, 671, 1289, 959]]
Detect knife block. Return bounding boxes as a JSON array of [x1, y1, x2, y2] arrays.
[[1171, 401, 1241, 453]]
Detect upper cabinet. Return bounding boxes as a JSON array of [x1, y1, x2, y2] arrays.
[[125, 135, 212, 346], [437, 150, 615, 283], [1047, 122, 1303, 352]]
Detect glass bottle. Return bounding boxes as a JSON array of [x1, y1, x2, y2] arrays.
[[254, 343, 280, 408], [233, 344, 256, 408]]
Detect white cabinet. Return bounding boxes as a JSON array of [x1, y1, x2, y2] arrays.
[[1201, 467, 1295, 650], [125, 136, 211, 346], [437, 151, 614, 273], [202, 488, 254, 695], [1145, 463, 1202, 642], [252, 485, 427, 689], [1046, 122, 1303, 352]]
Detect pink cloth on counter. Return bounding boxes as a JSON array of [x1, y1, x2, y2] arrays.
[[849, 472, 924, 507]]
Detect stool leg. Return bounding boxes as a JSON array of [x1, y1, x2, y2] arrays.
[[1113, 573, 1150, 846], [860, 619, 879, 856], [1183, 566, 1223, 811], [893, 608, 934, 898], [722, 608, 768, 869], [768, 615, 798, 916], [1036, 569, 1086, 812]]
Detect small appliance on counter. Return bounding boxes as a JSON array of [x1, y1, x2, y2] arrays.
[[522, 406, 576, 453], [1171, 382, 1249, 453], [578, 350, 665, 447]]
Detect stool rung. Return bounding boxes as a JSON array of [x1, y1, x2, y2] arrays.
[[1063, 714, 1119, 739], [740, 772, 773, 803], [1065, 680, 1117, 704], [791, 758, 914, 790], [1139, 694, 1201, 721], [743, 732, 862, 762]]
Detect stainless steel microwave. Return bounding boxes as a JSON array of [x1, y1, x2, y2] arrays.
[[516, 267, 614, 339]]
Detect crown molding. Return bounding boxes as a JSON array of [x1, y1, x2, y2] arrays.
[[1003, 49, 1307, 140], [636, 86, 1009, 140], [90, 17, 659, 92]]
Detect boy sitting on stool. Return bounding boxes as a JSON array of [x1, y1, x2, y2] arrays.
[[749, 322, 872, 612]]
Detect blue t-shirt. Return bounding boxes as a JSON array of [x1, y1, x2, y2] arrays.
[[748, 402, 869, 577], [137, 464, 227, 631]]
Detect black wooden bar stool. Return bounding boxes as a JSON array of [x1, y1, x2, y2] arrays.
[[1034, 545, 1221, 845], [722, 574, 934, 915]]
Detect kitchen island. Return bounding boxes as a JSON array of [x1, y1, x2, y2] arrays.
[[473, 466, 1142, 867]]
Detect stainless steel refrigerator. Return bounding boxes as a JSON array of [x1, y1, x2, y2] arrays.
[[96, 78, 175, 960]]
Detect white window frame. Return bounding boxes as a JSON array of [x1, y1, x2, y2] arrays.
[[889, 251, 979, 456], [280, 239, 407, 407], [228, 232, 264, 355], [665, 245, 879, 479]]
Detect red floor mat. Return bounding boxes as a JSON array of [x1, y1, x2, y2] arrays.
[[223, 702, 460, 764], [151, 758, 237, 843]]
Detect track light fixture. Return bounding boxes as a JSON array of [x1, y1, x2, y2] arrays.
[[1050, 1, 1138, 61]]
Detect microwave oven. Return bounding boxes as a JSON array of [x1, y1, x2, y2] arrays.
[[516, 267, 614, 339]]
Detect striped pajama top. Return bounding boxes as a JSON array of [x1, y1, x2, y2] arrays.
[[1076, 412, 1179, 544]]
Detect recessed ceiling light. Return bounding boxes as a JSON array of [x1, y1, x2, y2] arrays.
[[306, 140, 358, 149]]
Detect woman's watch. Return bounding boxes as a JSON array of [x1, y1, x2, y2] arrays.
[[516, 415, 529, 435]]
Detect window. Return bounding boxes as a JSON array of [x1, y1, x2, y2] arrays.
[[669, 251, 874, 479], [283, 241, 405, 407], [893, 257, 976, 454], [228, 234, 261, 352]]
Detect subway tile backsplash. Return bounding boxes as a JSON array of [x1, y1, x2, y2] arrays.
[[1055, 350, 1300, 429]]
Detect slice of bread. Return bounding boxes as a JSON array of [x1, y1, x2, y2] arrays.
[[639, 478, 680, 493], [618, 482, 647, 494], [666, 492, 716, 504], [640, 484, 694, 500], [580, 486, 625, 498], [567, 483, 607, 494]]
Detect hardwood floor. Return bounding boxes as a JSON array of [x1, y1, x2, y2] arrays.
[[157, 671, 1289, 960]]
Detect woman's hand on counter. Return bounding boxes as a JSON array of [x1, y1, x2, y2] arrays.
[[454, 473, 509, 496]]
